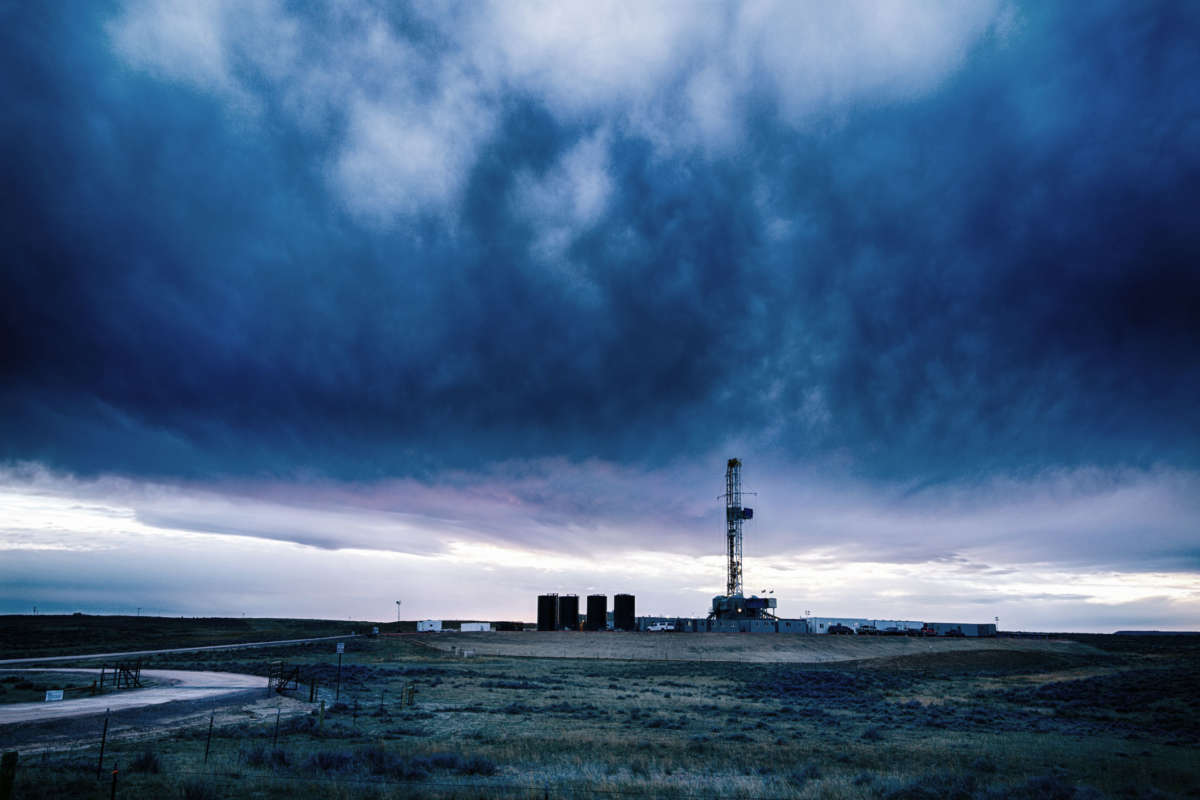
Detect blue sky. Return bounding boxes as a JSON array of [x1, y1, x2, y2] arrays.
[[1, 1, 1197, 630]]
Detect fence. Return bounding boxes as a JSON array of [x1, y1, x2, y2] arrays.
[[2, 695, 809, 800]]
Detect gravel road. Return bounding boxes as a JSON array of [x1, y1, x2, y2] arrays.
[[0, 669, 266, 723]]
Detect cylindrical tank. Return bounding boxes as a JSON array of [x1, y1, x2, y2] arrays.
[[613, 594, 635, 631], [557, 595, 579, 631], [537, 594, 558, 631], [586, 595, 607, 631]]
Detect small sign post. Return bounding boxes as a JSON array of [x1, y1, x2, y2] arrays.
[[335, 643, 344, 702], [44, 690, 63, 702]]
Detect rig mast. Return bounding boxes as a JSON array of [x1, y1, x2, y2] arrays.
[[710, 458, 772, 621], [723, 458, 745, 597]]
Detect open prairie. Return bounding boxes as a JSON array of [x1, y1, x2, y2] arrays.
[[1, 618, 1196, 799]]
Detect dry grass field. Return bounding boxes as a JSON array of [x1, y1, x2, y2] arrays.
[[2, 621, 1197, 799]]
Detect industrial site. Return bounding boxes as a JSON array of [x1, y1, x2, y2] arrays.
[[3, 458, 1196, 800], [525, 460, 995, 638]]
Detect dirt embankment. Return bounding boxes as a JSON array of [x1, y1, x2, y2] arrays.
[[415, 631, 1098, 663]]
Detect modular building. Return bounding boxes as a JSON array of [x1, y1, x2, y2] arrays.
[[460, 622, 493, 632], [870, 620, 924, 634], [417, 620, 442, 632], [806, 617, 870, 633], [710, 618, 778, 633], [927, 622, 996, 637]]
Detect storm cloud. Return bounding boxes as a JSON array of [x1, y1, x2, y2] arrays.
[[1, 2, 1198, 626]]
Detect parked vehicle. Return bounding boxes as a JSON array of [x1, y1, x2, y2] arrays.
[[828, 624, 854, 635], [943, 628, 965, 637], [856, 624, 878, 635], [647, 622, 675, 632], [910, 625, 937, 637]]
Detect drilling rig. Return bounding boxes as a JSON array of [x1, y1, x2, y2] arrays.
[[709, 458, 777, 620]]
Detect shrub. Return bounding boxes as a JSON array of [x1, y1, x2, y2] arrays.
[[458, 755, 497, 776], [977, 773, 1098, 800], [181, 779, 218, 800], [500, 702, 532, 714], [242, 747, 268, 767], [970, 756, 998, 774], [880, 772, 976, 800], [282, 716, 316, 734], [129, 749, 161, 773], [788, 763, 821, 786], [361, 746, 398, 775], [308, 750, 355, 772]]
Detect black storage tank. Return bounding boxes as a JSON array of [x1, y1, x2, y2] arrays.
[[557, 594, 579, 631], [586, 594, 607, 631], [613, 594, 635, 631], [537, 594, 558, 631]]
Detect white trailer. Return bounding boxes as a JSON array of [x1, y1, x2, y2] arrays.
[[417, 619, 442, 632], [460, 622, 493, 632], [806, 617, 869, 633]]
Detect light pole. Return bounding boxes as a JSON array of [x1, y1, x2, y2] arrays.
[[396, 600, 402, 623]]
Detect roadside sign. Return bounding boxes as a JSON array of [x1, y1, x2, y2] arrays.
[[44, 689, 64, 702], [336, 643, 344, 654]]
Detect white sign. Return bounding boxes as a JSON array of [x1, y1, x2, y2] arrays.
[[336, 643, 344, 654], [44, 689, 64, 702]]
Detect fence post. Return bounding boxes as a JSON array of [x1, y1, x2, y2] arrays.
[[379, 688, 385, 712], [109, 764, 118, 800], [0, 751, 17, 800], [318, 700, 325, 727], [96, 710, 110, 779], [204, 712, 214, 764], [273, 708, 281, 748]]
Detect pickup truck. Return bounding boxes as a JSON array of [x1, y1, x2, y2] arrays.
[[646, 622, 675, 632]]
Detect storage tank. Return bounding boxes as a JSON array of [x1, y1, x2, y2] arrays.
[[613, 594, 635, 631], [557, 595, 580, 631], [537, 594, 558, 631], [586, 594, 607, 631]]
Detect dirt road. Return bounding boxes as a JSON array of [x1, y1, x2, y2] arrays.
[[0, 633, 357, 666], [0, 669, 265, 724]]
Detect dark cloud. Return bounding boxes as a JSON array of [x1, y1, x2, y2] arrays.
[[1, 1, 1197, 487]]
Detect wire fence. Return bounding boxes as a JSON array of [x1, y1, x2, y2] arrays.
[[5, 712, 810, 800]]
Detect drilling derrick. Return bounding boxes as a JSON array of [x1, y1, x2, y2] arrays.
[[724, 458, 744, 597], [710, 458, 775, 621]]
